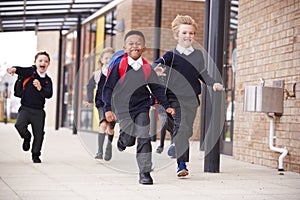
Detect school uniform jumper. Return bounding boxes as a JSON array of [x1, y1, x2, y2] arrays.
[[95, 73, 109, 122], [94, 71, 115, 160], [86, 69, 101, 103], [103, 57, 170, 173], [14, 65, 53, 158], [153, 49, 216, 164]]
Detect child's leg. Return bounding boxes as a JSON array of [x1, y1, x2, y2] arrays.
[[117, 118, 136, 151], [30, 109, 45, 163], [104, 121, 115, 161], [166, 113, 175, 144], [96, 132, 105, 159], [15, 107, 31, 142], [135, 112, 152, 173], [159, 113, 167, 148], [171, 100, 197, 163], [134, 112, 153, 184], [96, 109, 107, 159]]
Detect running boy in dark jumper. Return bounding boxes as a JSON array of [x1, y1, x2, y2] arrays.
[[153, 15, 223, 177], [7, 51, 53, 163], [103, 30, 175, 185]]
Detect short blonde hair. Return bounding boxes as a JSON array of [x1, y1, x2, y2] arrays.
[[171, 15, 198, 36], [98, 47, 115, 64]]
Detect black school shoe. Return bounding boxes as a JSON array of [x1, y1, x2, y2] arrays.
[[156, 146, 163, 154], [22, 138, 31, 151], [139, 172, 153, 185], [117, 137, 126, 152], [32, 154, 41, 163]]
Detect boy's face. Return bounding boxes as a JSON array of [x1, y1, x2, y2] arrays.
[[123, 35, 146, 60], [174, 24, 195, 48], [34, 54, 50, 74]]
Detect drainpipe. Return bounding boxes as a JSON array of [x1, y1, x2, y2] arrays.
[[266, 114, 288, 172]]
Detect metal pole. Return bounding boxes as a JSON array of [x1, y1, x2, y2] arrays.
[[4, 82, 8, 124], [55, 30, 63, 130], [73, 15, 81, 134], [203, 0, 225, 173], [153, 0, 162, 61], [200, 0, 211, 151], [150, 0, 162, 141]]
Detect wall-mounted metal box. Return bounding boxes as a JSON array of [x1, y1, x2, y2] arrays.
[[244, 86, 284, 114]]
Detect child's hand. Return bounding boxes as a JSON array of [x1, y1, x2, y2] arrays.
[[166, 107, 175, 116], [7, 67, 16, 75], [154, 63, 166, 76], [33, 79, 42, 91], [213, 83, 223, 91], [84, 101, 94, 107], [105, 111, 116, 122]]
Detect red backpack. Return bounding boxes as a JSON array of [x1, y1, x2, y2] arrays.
[[118, 54, 151, 83]]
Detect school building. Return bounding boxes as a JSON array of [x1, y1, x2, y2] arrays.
[[1, 0, 299, 173]]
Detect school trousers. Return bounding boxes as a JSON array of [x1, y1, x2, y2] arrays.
[[118, 112, 152, 173], [15, 106, 46, 156], [171, 97, 198, 163]]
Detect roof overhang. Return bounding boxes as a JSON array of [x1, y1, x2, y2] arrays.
[[0, 0, 114, 32]]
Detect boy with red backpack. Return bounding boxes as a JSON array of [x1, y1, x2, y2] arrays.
[[102, 30, 175, 185], [6, 51, 53, 163]]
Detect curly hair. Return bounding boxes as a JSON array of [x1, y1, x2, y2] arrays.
[[171, 15, 198, 36]]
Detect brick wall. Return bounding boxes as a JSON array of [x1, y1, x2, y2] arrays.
[[234, 0, 300, 173]]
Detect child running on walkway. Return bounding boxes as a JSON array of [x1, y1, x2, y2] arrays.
[[103, 30, 175, 184], [94, 47, 115, 161], [6, 51, 53, 163], [153, 15, 223, 177]]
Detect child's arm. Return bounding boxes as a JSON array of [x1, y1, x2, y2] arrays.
[[86, 73, 96, 103], [105, 111, 117, 122], [213, 83, 223, 91], [166, 107, 175, 115], [152, 50, 174, 76], [102, 64, 120, 118], [148, 68, 174, 114], [199, 70, 223, 91], [38, 77, 53, 99], [153, 63, 166, 76], [7, 67, 17, 75]]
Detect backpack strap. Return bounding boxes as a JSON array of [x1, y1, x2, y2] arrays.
[[22, 71, 36, 89], [107, 50, 126, 79], [141, 57, 151, 80], [164, 49, 175, 94], [119, 54, 151, 83]]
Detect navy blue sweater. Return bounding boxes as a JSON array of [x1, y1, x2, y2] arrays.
[[102, 62, 170, 118], [95, 73, 106, 108], [153, 49, 216, 101], [15, 65, 53, 109]]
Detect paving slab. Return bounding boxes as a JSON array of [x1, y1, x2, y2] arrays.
[[0, 122, 299, 200]]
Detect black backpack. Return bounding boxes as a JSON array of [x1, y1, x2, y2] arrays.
[[14, 71, 36, 98]]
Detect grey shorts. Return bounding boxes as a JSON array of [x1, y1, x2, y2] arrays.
[[97, 107, 116, 129]]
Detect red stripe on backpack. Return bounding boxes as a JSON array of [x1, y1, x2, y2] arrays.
[[119, 54, 151, 83]]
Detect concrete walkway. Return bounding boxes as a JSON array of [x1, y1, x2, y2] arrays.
[[0, 122, 299, 200]]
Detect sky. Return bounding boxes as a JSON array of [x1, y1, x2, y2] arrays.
[[0, 31, 37, 77], [0, 31, 37, 98]]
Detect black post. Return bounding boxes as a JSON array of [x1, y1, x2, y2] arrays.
[[203, 0, 225, 173], [73, 15, 81, 134], [55, 30, 63, 130], [153, 0, 162, 61], [200, 0, 211, 151], [150, 0, 162, 141], [4, 82, 8, 124]]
